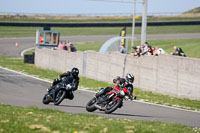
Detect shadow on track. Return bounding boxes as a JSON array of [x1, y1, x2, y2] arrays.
[[58, 104, 86, 109], [111, 112, 153, 118]]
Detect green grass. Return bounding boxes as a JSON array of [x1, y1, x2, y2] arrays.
[[1, 104, 199, 133], [74, 38, 200, 59], [0, 56, 200, 111], [0, 25, 200, 38]]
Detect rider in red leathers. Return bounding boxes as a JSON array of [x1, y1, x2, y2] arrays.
[[95, 73, 136, 100]]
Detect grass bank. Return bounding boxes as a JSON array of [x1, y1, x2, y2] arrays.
[[0, 56, 200, 111], [0, 25, 200, 38], [74, 38, 200, 59], [1, 104, 199, 133]]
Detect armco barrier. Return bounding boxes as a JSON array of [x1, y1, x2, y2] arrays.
[[35, 48, 200, 100]]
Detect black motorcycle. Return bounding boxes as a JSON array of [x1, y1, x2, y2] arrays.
[[42, 77, 74, 105]]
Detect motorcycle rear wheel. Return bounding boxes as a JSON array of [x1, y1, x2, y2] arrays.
[[86, 97, 97, 112], [54, 90, 66, 105], [105, 99, 122, 114], [42, 94, 51, 104]]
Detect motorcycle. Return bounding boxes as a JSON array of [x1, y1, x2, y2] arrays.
[[42, 77, 74, 105], [86, 86, 131, 114]]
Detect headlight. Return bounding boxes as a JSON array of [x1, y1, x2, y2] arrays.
[[120, 90, 125, 96]]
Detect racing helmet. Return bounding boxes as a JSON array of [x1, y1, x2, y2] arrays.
[[125, 73, 134, 83], [71, 67, 79, 77]]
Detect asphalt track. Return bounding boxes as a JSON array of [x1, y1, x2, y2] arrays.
[[0, 34, 200, 128], [0, 33, 200, 56], [0, 67, 200, 128]]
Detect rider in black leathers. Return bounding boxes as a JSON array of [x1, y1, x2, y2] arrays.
[[48, 67, 79, 100]]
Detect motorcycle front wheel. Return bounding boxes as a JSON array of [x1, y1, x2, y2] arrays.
[[54, 89, 66, 105], [42, 94, 51, 104], [105, 99, 122, 114], [86, 97, 97, 112]]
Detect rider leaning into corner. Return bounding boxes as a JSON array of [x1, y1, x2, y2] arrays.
[[47, 67, 79, 100], [96, 73, 136, 100]]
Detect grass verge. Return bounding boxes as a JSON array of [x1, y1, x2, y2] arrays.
[[0, 25, 200, 38], [0, 56, 200, 111], [0, 104, 199, 133]]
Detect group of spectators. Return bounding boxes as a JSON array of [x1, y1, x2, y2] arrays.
[[119, 41, 186, 57], [57, 41, 77, 52]]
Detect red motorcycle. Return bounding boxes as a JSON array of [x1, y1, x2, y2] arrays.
[[86, 86, 131, 114]]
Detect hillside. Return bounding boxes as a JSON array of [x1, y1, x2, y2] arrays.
[[184, 7, 200, 13]]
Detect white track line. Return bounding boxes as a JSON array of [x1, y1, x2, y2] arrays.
[[20, 47, 35, 57], [0, 66, 200, 114]]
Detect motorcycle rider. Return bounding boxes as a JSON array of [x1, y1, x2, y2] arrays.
[[124, 73, 135, 100], [47, 67, 79, 100], [96, 73, 135, 100]]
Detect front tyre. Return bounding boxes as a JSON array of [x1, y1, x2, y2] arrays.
[[86, 97, 97, 112], [42, 94, 50, 104], [105, 99, 122, 114], [54, 90, 66, 105]]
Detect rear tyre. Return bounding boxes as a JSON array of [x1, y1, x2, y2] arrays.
[[54, 90, 66, 105], [86, 97, 97, 112], [105, 99, 122, 114], [42, 94, 50, 104]]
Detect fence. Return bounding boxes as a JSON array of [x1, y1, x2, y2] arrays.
[[35, 48, 200, 100]]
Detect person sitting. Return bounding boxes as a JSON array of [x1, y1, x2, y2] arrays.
[[57, 41, 64, 50], [170, 46, 186, 57], [140, 42, 150, 56], [119, 45, 129, 54], [154, 47, 166, 56], [64, 41, 77, 52], [147, 46, 154, 56], [131, 46, 142, 57]]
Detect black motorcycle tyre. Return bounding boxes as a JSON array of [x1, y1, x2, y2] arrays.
[[42, 94, 51, 104], [86, 97, 97, 112], [105, 99, 122, 114], [54, 89, 66, 105]]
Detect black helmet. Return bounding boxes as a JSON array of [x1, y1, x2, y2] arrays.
[[71, 67, 79, 77]]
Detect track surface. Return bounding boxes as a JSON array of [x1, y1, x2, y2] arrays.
[[0, 67, 200, 127], [0, 34, 200, 127], [1, 33, 200, 56]]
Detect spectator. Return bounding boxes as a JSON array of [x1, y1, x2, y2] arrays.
[[170, 46, 186, 57], [146, 46, 154, 56], [39, 35, 43, 43], [154, 47, 166, 56], [119, 45, 129, 54], [64, 41, 77, 52], [57, 41, 64, 50], [140, 42, 150, 55], [131, 46, 141, 57]]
